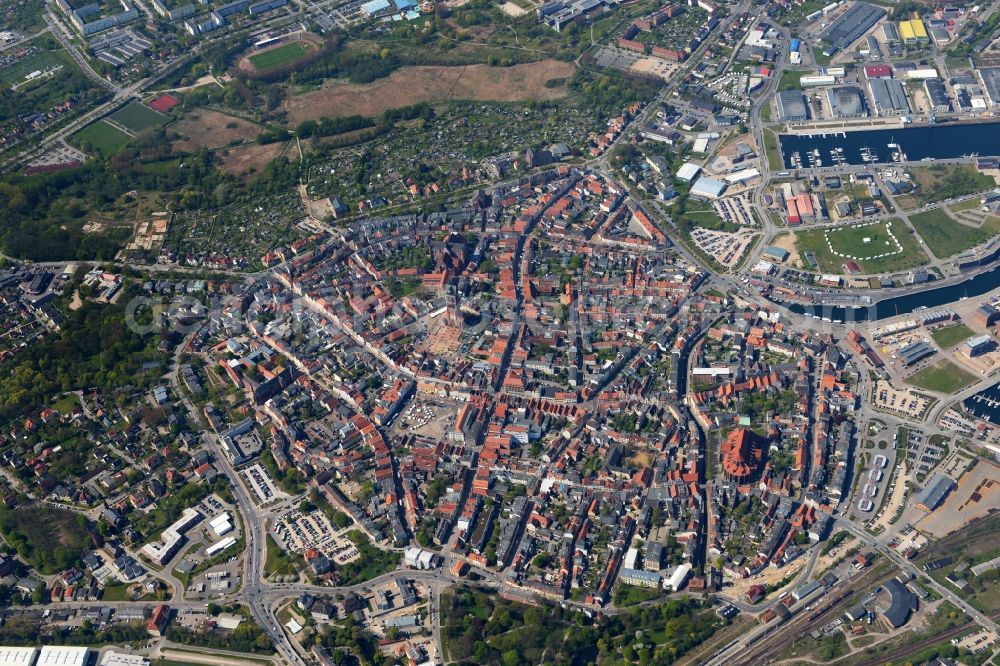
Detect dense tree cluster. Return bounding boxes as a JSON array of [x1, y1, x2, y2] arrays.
[[0, 615, 148, 646], [168, 621, 274, 654], [0, 506, 93, 574], [568, 69, 661, 115], [0, 286, 163, 417], [443, 587, 719, 665]]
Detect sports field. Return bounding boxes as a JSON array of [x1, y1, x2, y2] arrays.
[[108, 101, 169, 133], [73, 120, 131, 154], [793, 219, 928, 274], [248, 41, 310, 71]]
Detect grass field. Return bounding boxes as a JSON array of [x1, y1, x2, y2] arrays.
[[930, 324, 975, 348], [101, 583, 132, 601], [763, 128, 782, 172], [682, 199, 739, 232], [949, 197, 984, 213], [793, 219, 928, 273], [908, 208, 1000, 258], [812, 46, 832, 65], [263, 534, 300, 579], [248, 41, 310, 71], [778, 70, 804, 91], [51, 392, 81, 414], [907, 360, 977, 393], [827, 222, 900, 255], [108, 101, 169, 133], [73, 119, 132, 154]]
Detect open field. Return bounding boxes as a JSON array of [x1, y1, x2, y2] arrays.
[[827, 222, 899, 255], [169, 108, 263, 152], [73, 119, 132, 154], [0, 505, 91, 574], [263, 534, 300, 579], [907, 360, 977, 393], [216, 141, 294, 180], [0, 49, 71, 89], [282, 60, 576, 124], [908, 207, 1000, 258], [930, 324, 975, 348], [793, 219, 928, 273], [896, 164, 996, 209], [108, 101, 169, 133], [248, 41, 312, 71], [778, 69, 805, 91]]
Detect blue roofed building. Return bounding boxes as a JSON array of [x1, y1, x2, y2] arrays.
[[689, 176, 728, 199], [914, 474, 955, 512], [362, 0, 392, 15], [763, 245, 789, 262]]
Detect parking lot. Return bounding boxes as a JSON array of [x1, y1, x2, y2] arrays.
[[872, 379, 931, 419], [712, 194, 757, 228], [905, 430, 948, 478], [704, 69, 752, 111], [594, 45, 642, 72], [25, 140, 86, 170], [689, 226, 757, 268], [242, 462, 282, 505], [277, 508, 360, 564]]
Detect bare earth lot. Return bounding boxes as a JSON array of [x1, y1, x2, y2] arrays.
[[283, 60, 575, 123], [169, 109, 262, 152], [916, 459, 1000, 538], [217, 141, 295, 180]]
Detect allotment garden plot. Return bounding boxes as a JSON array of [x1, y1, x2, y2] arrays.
[[163, 192, 305, 270], [304, 102, 603, 208]]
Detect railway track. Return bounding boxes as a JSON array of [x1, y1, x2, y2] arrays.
[[849, 620, 973, 666], [732, 567, 896, 665], [736, 595, 849, 665], [740, 595, 1000, 666]]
